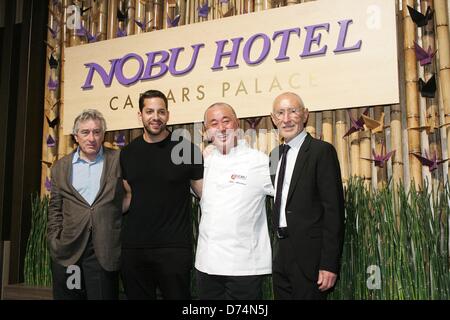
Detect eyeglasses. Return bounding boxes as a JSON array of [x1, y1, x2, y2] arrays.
[[272, 107, 302, 120], [78, 129, 103, 137]]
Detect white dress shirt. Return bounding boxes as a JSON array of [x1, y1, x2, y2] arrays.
[[195, 140, 274, 276], [274, 130, 307, 228]]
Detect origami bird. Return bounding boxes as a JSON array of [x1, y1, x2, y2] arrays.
[[77, 24, 101, 43], [244, 117, 263, 129], [198, 3, 209, 18], [78, 2, 91, 17], [45, 177, 52, 192], [418, 74, 436, 98], [117, 27, 127, 37], [47, 77, 58, 91], [114, 133, 126, 147], [407, 5, 434, 27], [47, 135, 56, 148], [167, 14, 181, 28], [117, 8, 128, 22], [361, 144, 395, 168], [414, 41, 436, 66], [48, 54, 59, 69], [134, 18, 153, 31], [412, 150, 449, 172], [343, 108, 369, 138], [48, 25, 59, 39], [46, 116, 59, 129], [362, 112, 384, 134]]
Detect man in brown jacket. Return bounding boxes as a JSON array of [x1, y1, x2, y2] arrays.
[[47, 109, 124, 300]]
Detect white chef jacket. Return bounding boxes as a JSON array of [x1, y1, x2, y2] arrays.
[[195, 140, 274, 276]]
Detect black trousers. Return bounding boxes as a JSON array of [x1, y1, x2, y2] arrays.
[[272, 238, 326, 300], [121, 247, 192, 300], [196, 270, 263, 300], [51, 239, 119, 300]]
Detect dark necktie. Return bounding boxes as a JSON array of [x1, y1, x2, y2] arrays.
[[274, 144, 290, 229]]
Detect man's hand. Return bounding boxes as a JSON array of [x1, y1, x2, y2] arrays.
[[317, 270, 337, 291]]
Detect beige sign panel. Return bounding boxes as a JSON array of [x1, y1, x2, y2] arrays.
[[63, 0, 399, 133]]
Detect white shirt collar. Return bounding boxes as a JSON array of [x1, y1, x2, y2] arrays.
[[286, 129, 307, 151]]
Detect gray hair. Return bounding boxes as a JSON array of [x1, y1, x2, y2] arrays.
[[72, 109, 107, 135]]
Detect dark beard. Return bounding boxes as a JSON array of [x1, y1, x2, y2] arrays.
[[143, 122, 166, 137]]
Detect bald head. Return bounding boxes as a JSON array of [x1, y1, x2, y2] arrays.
[[272, 92, 309, 143], [273, 92, 305, 110]]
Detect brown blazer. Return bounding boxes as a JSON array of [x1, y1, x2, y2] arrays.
[[47, 147, 124, 271]]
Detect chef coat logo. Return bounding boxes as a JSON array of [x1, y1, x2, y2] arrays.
[[230, 174, 247, 185]]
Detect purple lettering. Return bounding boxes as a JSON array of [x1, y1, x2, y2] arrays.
[[115, 53, 145, 86], [272, 28, 301, 62], [141, 50, 170, 81], [81, 59, 120, 90], [300, 23, 330, 57], [169, 44, 205, 76], [211, 37, 243, 70], [334, 19, 362, 53], [243, 33, 271, 65]]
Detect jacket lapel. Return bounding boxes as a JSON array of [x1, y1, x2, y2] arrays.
[[269, 145, 283, 185], [92, 148, 111, 207], [286, 133, 312, 204], [65, 151, 90, 206]]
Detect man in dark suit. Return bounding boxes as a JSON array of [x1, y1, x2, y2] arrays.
[[270, 92, 345, 300], [47, 109, 124, 300]]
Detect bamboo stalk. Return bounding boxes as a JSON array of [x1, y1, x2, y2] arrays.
[[335, 110, 349, 185], [254, 0, 263, 11], [435, 0, 450, 181], [41, 0, 62, 195], [360, 109, 372, 188], [107, 0, 119, 39], [153, 0, 163, 29], [373, 106, 387, 188], [306, 112, 316, 138], [179, 0, 187, 25], [321, 110, 333, 144], [403, 0, 423, 188], [421, 0, 443, 188], [349, 109, 360, 177], [391, 0, 404, 187]]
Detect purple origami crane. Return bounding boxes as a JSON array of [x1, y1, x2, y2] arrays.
[[198, 3, 209, 18], [361, 145, 395, 168], [48, 25, 59, 39], [167, 14, 181, 28], [45, 177, 52, 192], [134, 18, 152, 31], [343, 108, 369, 138], [117, 28, 127, 37], [47, 135, 56, 148], [48, 77, 58, 91], [75, 25, 98, 43], [244, 117, 263, 129], [114, 133, 126, 147], [412, 150, 449, 172], [414, 41, 436, 66]]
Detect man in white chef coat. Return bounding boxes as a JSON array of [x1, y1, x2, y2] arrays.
[[195, 102, 274, 299]]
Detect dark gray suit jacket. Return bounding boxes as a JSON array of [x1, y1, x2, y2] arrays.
[[47, 147, 124, 271]]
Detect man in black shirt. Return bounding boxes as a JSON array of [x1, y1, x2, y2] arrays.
[[120, 90, 203, 299]]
